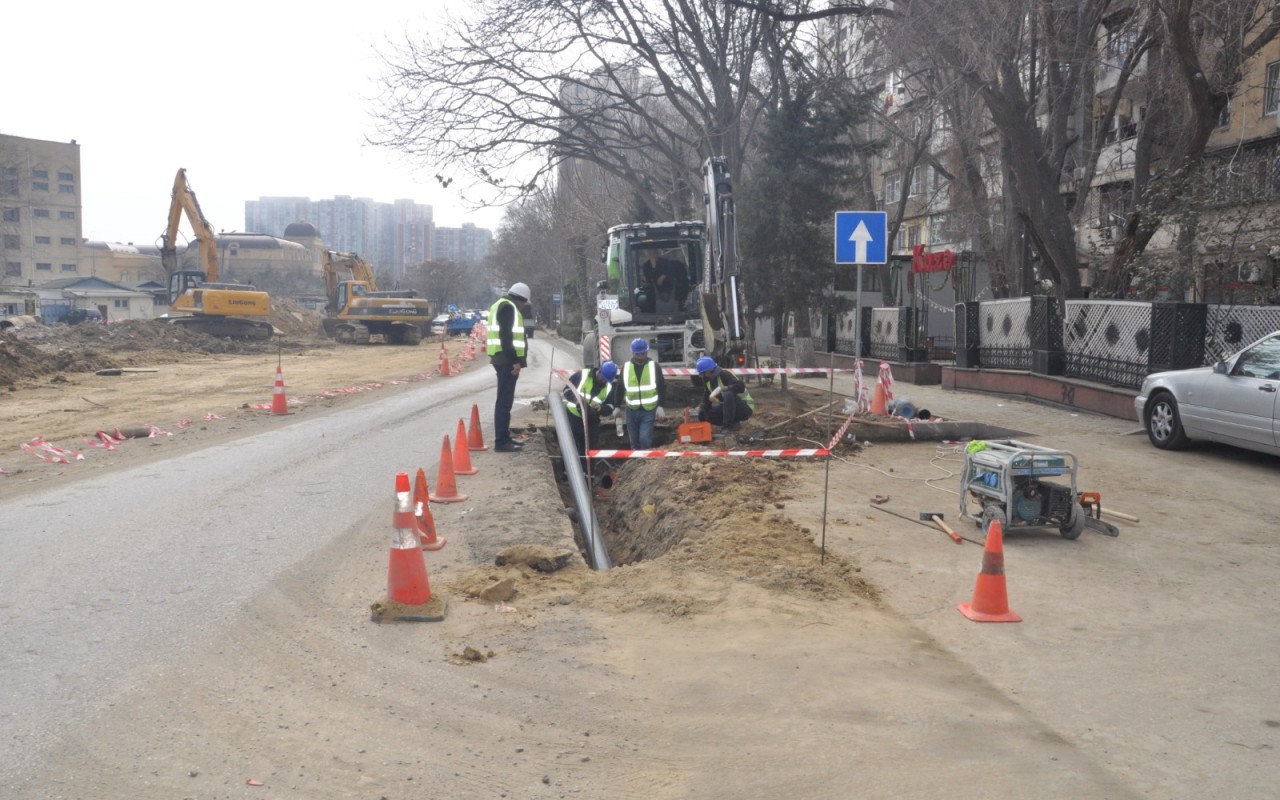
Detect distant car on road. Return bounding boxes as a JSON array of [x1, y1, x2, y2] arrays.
[[62, 308, 104, 325], [430, 314, 450, 337], [1134, 330, 1280, 457]]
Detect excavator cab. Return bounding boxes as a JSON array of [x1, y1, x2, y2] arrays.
[[609, 225, 703, 325]]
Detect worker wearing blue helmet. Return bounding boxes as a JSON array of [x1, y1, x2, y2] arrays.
[[693, 356, 753, 432], [563, 360, 621, 463], [622, 338, 666, 449]]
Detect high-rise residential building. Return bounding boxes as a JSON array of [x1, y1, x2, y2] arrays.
[[244, 194, 490, 285], [1, 134, 83, 286]]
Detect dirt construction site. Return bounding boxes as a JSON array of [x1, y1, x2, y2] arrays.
[[1, 307, 1278, 799]]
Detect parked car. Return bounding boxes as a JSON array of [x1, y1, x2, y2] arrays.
[[63, 308, 104, 325], [1134, 330, 1280, 456], [430, 314, 450, 337]]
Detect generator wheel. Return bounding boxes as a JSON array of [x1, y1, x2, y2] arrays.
[[1060, 503, 1085, 540], [980, 505, 1006, 540]]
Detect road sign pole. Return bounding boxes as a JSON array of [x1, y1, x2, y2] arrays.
[[855, 264, 863, 359]]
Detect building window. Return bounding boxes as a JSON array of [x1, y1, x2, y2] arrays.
[[3, 235, 18, 249], [1, 179, 15, 195], [34, 236, 51, 245], [58, 184, 74, 194], [4, 262, 20, 277], [114, 299, 129, 309], [35, 208, 50, 218], [59, 211, 75, 220], [884, 172, 902, 205], [60, 263, 77, 272], [32, 182, 49, 192], [2, 208, 17, 222], [33, 169, 49, 180], [1267, 61, 1280, 116], [909, 166, 923, 197], [60, 237, 76, 246], [907, 224, 922, 248], [36, 262, 52, 271], [58, 171, 73, 182], [930, 214, 950, 245]]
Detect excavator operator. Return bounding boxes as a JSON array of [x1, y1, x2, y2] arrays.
[[638, 249, 688, 313]]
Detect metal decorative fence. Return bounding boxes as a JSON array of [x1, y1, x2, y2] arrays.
[[977, 298, 1032, 369], [1063, 300, 1152, 387], [867, 307, 903, 361], [1204, 305, 1280, 362]]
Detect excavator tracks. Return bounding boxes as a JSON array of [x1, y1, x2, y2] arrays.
[[166, 316, 274, 341]]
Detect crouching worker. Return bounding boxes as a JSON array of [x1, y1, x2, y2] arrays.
[[564, 361, 620, 467], [692, 356, 753, 432]]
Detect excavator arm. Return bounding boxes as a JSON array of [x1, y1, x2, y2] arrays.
[[701, 156, 746, 363], [161, 168, 221, 282]]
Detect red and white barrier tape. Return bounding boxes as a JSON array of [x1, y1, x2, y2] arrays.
[[660, 366, 864, 376], [20, 437, 84, 463], [588, 448, 828, 458]]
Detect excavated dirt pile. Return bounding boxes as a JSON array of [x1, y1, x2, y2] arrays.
[[0, 300, 329, 388]]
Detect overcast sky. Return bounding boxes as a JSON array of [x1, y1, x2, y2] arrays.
[[3, 2, 508, 246]]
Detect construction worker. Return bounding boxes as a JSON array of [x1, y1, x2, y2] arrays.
[[692, 355, 753, 432], [563, 361, 619, 464], [487, 282, 531, 452], [622, 338, 666, 449]]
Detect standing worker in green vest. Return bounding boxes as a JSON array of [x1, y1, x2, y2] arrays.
[[563, 361, 619, 465], [487, 282, 531, 452], [622, 338, 666, 449], [692, 355, 754, 432]]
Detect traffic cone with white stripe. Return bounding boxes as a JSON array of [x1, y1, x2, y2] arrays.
[[453, 419, 478, 475], [370, 472, 447, 623], [271, 366, 290, 415], [467, 404, 488, 451], [438, 342, 453, 377], [957, 519, 1021, 623], [413, 468, 446, 551]]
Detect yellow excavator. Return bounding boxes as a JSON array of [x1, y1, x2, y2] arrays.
[[159, 168, 273, 340], [321, 249, 432, 344]]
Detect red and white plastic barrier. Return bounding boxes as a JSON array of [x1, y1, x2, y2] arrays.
[[587, 448, 828, 459]]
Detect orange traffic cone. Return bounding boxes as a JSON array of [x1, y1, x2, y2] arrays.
[[370, 472, 447, 623], [453, 419, 478, 475], [957, 519, 1021, 623], [870, 381, 888, 415], [467, 404, 488, 451], [439, 343, 452, 377], [271, 366, 290, 415], [429, 435, 469, 503], [413, 468, 446, 551]]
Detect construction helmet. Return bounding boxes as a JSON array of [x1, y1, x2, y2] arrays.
[[508, 282, 531, 301], [630, 338, 649, 354], [599, 361, 618, 381], [696, 356, 717, 374]]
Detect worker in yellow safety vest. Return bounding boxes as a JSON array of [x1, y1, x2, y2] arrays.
[[488, 282, 530, 452], [622, 338, 666, 449], [692, 355, 754, 432], [563, 361, 619, 461]]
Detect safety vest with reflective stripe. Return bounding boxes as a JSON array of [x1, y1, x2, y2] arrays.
[[709, 373, 754, 410], [623, 360, 659, 410], [485, 297, 526, 357], [566, 369, 611, 417]]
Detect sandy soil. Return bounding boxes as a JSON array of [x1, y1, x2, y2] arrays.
[[3, 318, 1277, 798]]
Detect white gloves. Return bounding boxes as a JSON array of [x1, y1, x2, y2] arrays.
[[589, 398, 602, 409], [709, 386, 723, 401], [655, 406, 666, 419]]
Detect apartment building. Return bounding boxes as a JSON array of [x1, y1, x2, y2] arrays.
[[0, 134, 83, 286]]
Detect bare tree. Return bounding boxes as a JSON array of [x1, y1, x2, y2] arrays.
[[371, 0, 799, 215]]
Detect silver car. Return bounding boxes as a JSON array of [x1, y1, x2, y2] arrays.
[[1134, 331, 1280, 456]]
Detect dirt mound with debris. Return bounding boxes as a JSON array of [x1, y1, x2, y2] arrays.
[[0, 300, 331, 388]]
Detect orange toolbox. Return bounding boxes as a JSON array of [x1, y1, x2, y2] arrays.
[[677, 421, 713, 443]]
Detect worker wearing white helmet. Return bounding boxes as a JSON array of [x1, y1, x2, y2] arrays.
[[487, 282, 532, 452]]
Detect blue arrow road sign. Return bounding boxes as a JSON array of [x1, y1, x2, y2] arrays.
[[834, 211, 888, 264]]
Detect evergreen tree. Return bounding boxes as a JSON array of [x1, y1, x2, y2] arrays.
[[740, 68, 867, 340]]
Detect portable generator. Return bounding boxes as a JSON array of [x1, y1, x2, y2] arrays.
[[959, 439, 1085, 540]]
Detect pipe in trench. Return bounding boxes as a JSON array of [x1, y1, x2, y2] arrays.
[[547, 391, 612, 570]]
